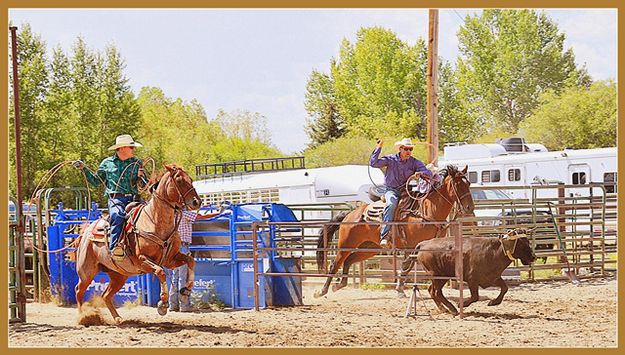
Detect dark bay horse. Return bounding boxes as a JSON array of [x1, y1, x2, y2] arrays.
[[74, 164, 201, 324], [314, 165, 474, 298]]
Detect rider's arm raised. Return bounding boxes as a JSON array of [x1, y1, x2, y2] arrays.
[[369, 146, 391, 168]]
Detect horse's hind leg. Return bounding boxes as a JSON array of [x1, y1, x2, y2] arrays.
[[75, 264, 98, 313], [333, 250, 376, 292], [314, 252, 349, 298], [395, 253, 415, 298], [75, 240, 98, 315], [101, 272, 128, 324]]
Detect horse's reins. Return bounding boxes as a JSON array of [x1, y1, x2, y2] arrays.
[[136, 168, 195, 265], [402, 171, 471, 238]]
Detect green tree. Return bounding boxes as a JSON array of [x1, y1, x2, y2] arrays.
[[519, 81, 616, 150], [213, 109, 274, 145], [137, 87, 221, 174], [70, 37, 102, 165], [330, 27, 428, 139], [98, 45, 141, 156], [438, 61, 480, 145], [210, 109, 283, 161], [304, 70, 345, 147], [9, 24, 49, 199], [456, 9, 592, 133], [304, 135, 428, 168]]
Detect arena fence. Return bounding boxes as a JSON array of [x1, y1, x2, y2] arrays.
[[284, 184, 616, 287], [251, 220, 467, 317]]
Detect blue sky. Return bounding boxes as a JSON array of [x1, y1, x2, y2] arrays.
[[9, 9, 617, 154]]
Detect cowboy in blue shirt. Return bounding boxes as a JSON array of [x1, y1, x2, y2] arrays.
[[369, 138, 432, 247]]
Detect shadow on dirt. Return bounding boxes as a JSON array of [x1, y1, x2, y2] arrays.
[[119, 319, 255, 335]]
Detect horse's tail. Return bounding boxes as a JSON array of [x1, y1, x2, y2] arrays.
[[316, 211, 349, 272]]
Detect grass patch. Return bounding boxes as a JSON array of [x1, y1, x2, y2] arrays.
[[359, 282, 388, 291], [190, 286, 227, 311], [521, 268, 562, 280]]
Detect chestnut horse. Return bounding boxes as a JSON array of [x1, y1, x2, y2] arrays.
[[314, 165, 474, 298], [74, 164, 201, 323]]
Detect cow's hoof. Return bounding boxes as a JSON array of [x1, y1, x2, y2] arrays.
[[332, 284, 346, 292], [157, 301, 169, 316]]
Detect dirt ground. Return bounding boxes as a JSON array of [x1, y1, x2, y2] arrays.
[[9, 276, 617, 348]]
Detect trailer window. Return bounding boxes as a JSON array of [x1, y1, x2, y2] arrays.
[[572, 172, 586, 185], [468, 171, 478, 183], [481, 170, 501, 183], [507, 168, 521, 182], [604, 172, 617, 193]]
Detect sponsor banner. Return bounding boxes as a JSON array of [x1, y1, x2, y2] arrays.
[[86, 278, 139, 297]]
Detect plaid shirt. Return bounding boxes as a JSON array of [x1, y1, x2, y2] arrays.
[[178, 210, 197, 244]]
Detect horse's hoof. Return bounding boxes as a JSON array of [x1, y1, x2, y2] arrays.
[[396, 291, 407, 298], [114, 317, 124, 325], [313, 291, 325, 299], [157, 301, 169, 316]]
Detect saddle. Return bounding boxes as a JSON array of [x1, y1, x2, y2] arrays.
[[363, 178, 437, 224], [86, 203, 146, 256]]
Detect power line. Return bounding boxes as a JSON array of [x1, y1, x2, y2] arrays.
[[452, 9, 466, 24]]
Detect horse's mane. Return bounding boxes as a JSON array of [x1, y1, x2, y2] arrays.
[[439, 164, 459, 179], [445, 164, 459, 175], [149, 163, 187, 192]]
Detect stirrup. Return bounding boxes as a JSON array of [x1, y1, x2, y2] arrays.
[[111, 245, 125, 259]]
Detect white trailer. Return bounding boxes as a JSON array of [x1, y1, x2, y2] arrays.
[[193, 164, 384, 207], [439, 142, 617, 199]]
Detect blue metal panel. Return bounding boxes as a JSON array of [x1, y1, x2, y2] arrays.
[[193, 259, 234, 307], [236, 259, 265, 309]]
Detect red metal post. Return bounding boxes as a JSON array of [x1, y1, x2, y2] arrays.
[[10, 26, 27, 322]]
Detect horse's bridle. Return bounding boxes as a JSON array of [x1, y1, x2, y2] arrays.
[[411, 172, 471, 215], [448, 173, 472, 215], [153, 168, 197, 210]]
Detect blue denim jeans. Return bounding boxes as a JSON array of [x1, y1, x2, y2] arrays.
[[380, 187, 400, 240], [108, 196, 132, 250], [167, 243, 191, 311]]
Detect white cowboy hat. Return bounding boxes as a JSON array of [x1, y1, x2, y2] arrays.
[[107, 134, 143, 151], [394, 138, 416, 151]]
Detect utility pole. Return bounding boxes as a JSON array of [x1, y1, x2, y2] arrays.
[[426, 9, 439, 166]]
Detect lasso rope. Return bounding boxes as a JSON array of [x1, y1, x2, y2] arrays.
[[27, 156, 156, 254]]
